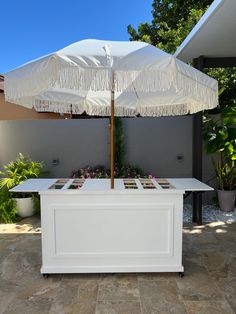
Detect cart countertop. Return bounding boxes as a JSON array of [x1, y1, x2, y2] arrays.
[[10, 178, 213, 193]]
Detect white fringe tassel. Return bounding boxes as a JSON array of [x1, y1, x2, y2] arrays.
[[5, 55, 218, 117], [34, 100, 216, 118]]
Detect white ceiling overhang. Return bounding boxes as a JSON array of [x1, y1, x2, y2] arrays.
[[175, 0, 236, 62]]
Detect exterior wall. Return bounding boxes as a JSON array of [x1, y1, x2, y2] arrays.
[[0, 93, 216, 202], [0, 117, 214, 178], [123, 117, 192, 177], [0, 119, 109, 177], [0, 93, 68, 120]]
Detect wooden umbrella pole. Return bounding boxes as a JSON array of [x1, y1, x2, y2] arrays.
[[110, 71, 115, 189]]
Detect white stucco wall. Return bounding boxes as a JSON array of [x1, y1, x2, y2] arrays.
[[0, 116, 216, 202], [0, 119, 110, 177], [123, 117, 192, 177]]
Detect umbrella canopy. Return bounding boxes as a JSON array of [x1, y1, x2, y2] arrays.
[[4, 39, 218, 117], [4, 39, 218, 188]]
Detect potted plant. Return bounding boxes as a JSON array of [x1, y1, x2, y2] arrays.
[[215, 160, 236, 211], [0, 153, 43, 218], [204, 104, 236, 211]]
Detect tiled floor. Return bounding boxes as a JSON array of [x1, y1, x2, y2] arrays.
[[0, 220, 235, 314]]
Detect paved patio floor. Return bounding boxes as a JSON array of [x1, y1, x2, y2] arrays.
[[0, 219, 235, 314]]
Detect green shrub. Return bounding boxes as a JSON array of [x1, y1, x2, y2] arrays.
[[214, 160, 236, 191], [0, 153, 45, 222], [203, 104, 236, 190], [0, 153, 43, 190], [32, 194, 41, 214], [0, 187, 17, 223]]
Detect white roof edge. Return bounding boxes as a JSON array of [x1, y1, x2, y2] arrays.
[[175, 0, 224, 58]]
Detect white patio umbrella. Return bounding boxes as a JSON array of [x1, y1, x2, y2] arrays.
[[4, 39, 218, 188]]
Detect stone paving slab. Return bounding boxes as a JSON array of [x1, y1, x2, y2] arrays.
[[0, 219, 235, 314], [0, 215, 41, 234]]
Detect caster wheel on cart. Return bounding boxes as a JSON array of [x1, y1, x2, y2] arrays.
[[178, 272, 184, 278], [43, 274, 49, 279]]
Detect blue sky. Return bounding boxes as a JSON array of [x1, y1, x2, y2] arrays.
[[1, 0, 153, 73]]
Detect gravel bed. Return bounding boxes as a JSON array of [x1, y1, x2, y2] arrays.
[[184, 203, 236, 223]]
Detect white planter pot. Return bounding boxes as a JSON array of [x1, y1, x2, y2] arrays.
[[217, 190, 236, 212], [14, 197, 35, 218]]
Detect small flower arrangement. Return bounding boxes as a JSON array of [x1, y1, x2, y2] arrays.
[[71, 164, 154, 179], [71, 165, 109, 179]]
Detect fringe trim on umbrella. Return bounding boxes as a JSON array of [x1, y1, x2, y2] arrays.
[[34, 99, 215, 117], [5, 55, 218, 114], [34, 101, 137, 117], [138, 101, 217, 117], [175, 71, 218, 111], [115, 70, 174, 92], [5, 68, 174, 99]]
